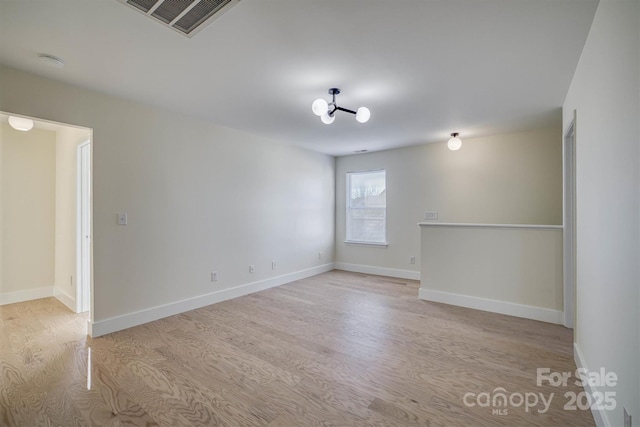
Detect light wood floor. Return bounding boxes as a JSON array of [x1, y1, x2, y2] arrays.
[[1, 270, 595, 426]]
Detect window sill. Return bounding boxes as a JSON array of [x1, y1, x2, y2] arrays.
[[344, 241, 388, 247]]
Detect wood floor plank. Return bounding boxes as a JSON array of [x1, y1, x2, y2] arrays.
[[0, 270, 595, 426]]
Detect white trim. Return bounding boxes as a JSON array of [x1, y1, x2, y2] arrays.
[[76, 140, 91, 315], [54, 288, 75, 312], [334, 262, 420, 280], [344, 241, 388, 247], [563, 114, 576, 329], [418, 288, 563, 324], [574, 343, 609, 427], [0, 286, 54, 306], [89, 263, 334, 338], [417, 222, 563, 230]]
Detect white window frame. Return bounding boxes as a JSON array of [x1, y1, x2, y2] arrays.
[[345, 169, 387, 246]]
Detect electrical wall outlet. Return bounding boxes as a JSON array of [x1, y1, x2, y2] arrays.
[[272, 261, 277, 270], [117, 212, 128, 225], [249, 265, 255, 273], [410, 256, 416, 264], [211, 271, 218, 282], [624, 407, 632, 427], [424, 211, 438, 220], [318, 252, 322, 260]]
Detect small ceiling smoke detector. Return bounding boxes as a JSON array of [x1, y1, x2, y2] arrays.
[[38, 53, 65, 68]]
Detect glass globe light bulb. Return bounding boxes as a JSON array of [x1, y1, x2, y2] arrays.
[[356, 107, 370, 123], [447, 134, 462, 151], [312, 98, 328, 117], [320, 112, 335, 124]]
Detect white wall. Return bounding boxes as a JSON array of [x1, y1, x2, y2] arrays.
[[0, 66, 335, 334], [54, 125, 90, 311], [0, 123, 3, 302], [335, 127, 563, 277], [419, 224, 563, 323], [0, 123, 56, 301], [562, 0, 639, 425]]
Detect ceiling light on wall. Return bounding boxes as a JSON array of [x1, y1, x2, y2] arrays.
[[38, 53, 65, 68], [447, 132, 462, 151], [312, 88, 370, 124], [8, 116, 35, 132]]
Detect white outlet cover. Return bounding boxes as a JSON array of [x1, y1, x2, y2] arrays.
[[424, 211, 438, 220]]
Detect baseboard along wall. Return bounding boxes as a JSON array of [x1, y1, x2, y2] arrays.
[[89, 263, 335, 337], [419, 288, 564, 325]]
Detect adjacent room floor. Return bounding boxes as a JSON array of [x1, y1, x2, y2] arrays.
[[0, 270, 594, 426]]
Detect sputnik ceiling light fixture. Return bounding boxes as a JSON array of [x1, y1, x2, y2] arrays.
[[311, 88, 370, 124], [447, 132, 462, 151]]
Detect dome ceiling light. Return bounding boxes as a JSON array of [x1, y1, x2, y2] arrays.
[[8, 116, 35, 132]]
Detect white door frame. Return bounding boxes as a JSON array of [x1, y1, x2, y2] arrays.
[[76, 141, 91, 314], [563, 111, 576, 329]]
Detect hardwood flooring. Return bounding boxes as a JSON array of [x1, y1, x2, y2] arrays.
[[1, 270, 595, 426]]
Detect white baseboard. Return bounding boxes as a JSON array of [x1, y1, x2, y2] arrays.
[[54, 287, 76, 312], [89, 263, 335, 338], [418, 288, 563, 324], [574, 343, 609, 427], [334, 262, 420, 280], [0, 286, 54, 306]]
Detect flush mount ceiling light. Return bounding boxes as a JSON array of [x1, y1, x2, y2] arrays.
[[312, 88, 370, 125], [447, 132, 462, 151], [8, 116, 35, 132], [38, 53, 64, 68]]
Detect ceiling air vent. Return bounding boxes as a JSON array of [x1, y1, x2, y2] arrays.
[[118, 0, 239, 37]]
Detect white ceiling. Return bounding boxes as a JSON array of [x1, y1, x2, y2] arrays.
[[0, 0, 598, 156]]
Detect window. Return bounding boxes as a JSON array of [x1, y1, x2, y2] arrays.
[[346, 170, 386, 245]]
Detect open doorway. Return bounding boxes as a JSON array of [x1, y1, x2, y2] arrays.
[[0, 112, 92, 326]]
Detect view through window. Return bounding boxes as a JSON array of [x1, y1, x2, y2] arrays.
[[346, 170, 386, 244]]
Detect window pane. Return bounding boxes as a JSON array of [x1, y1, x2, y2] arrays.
[[347, 170, 386, 243]]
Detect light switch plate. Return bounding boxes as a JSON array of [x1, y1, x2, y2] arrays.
[[117, 213, 127, 225]]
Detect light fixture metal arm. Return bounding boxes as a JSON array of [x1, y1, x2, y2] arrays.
[[334, 106, 357, 115], [327, 88, 357, 116]]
